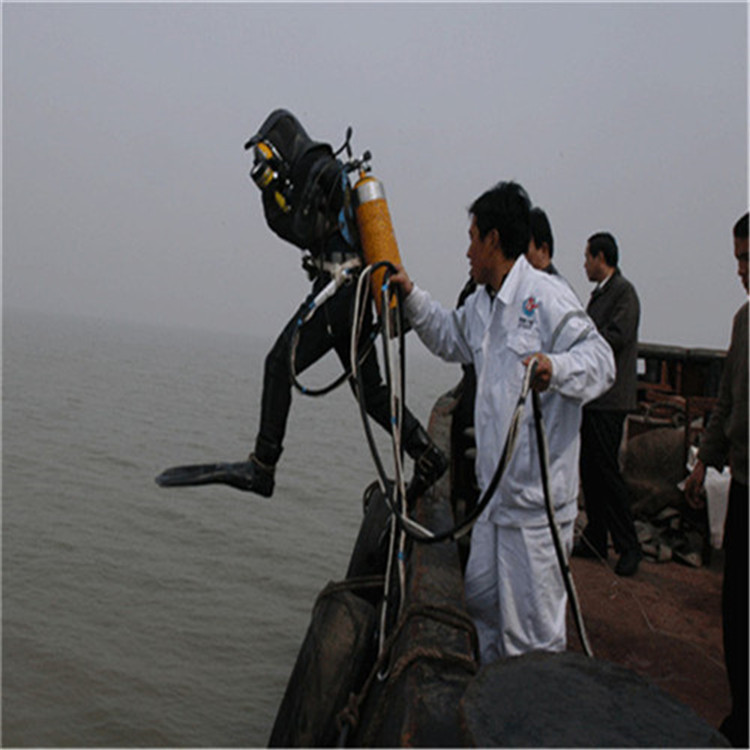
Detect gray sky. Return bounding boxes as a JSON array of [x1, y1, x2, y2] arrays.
[[4, 2, 748, 349]]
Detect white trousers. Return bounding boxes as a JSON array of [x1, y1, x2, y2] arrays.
[[464, 518, 575, 664]]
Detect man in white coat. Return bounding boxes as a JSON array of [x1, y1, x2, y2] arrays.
[[391, 181, 614, 663]]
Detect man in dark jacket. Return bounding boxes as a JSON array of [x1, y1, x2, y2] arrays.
[[685, 212, 748, 748], [574, 231, 643, 576]]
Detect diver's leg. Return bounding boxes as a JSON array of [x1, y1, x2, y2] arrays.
[[330, 285, 447, 503], [254, 322, 295, 467], [327, 280, 390, 430], [249, 286, 335, 493]]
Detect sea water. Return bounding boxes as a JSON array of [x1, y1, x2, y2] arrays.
[[2, 308, 459, 747]]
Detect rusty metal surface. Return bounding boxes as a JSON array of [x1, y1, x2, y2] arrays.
[[566, 553, 730, 730]]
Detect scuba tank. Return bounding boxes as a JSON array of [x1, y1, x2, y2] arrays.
[[354, 171, 402, 315]]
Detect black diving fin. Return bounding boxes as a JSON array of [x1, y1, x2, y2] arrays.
[[155, 460, 274, 497]]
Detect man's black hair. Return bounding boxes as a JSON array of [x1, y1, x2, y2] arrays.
[[469, 181, 531, 260], [587, 231, 619, 268], [734, 212, 749, 239], [530, 207, 554, 259]]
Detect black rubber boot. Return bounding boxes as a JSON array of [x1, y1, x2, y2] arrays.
[[404, 424, 449, 507], [242, 436, 282, 498], [232, 454, 275, 497]]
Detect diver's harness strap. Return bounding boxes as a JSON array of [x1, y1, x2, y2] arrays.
[[289, 253, 370, 397], [311, 252, 362, 278], [298, 256, 362, 327], [302, 250, 362, 281]]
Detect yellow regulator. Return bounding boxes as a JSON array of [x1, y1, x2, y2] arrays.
[[354, 173, 403, 315]]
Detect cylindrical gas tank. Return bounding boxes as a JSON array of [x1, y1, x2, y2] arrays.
[[354, 174, 402, 315]]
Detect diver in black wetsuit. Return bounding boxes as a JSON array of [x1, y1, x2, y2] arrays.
[[246, 232, 447, 500], [241, 110, 448, 499], [157, 110, 447, 500]]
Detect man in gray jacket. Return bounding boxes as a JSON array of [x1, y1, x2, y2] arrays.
[[574, 232, 643, 576], [685, 212, 748, 748]]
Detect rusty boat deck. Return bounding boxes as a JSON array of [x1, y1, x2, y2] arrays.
[[567, 551, 729, 729]]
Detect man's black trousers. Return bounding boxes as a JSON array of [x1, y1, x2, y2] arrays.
[[579, 408, 640, 556], [720, 479, 749, 747]]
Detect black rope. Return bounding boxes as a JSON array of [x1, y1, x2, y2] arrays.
[[532, 389, 594, 658]]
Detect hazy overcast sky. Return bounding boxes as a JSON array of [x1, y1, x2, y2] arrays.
[[4, 2, 748, 349]]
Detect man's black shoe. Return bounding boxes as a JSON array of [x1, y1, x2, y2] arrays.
[[615, 547, 643, 577]]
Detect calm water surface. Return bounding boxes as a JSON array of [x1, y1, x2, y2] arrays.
[[2, 308, 458, 747]]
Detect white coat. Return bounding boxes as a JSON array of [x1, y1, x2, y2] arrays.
[[404, 255, 615, 528]]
